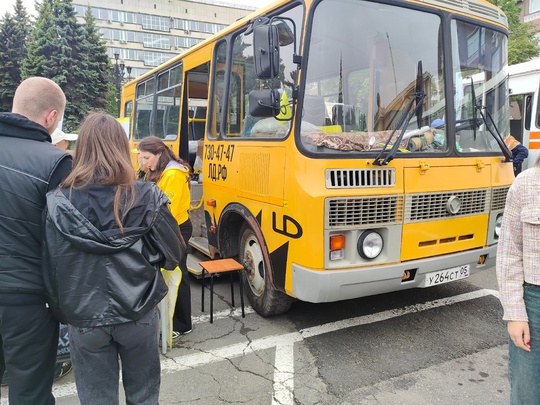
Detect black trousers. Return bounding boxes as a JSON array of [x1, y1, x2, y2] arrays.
[[0, 303, 59, 404], [173, 219, 193, 333]]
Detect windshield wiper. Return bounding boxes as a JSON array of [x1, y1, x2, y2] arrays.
[[464, 76, 512, 162], [373, 61, 425, 166]]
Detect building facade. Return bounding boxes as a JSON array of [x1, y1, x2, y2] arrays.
[[518, 0, 540, 36], [73, 0, 255, 80]]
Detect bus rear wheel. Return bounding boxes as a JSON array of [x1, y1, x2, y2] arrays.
[[239, 223, 292, 317]]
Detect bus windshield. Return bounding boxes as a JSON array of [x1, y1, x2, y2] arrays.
[[451, 20, 509, 154], [299, 0, 508, 157]]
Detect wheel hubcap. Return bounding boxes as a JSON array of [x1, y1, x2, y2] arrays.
[[243, 235, 265, 297]]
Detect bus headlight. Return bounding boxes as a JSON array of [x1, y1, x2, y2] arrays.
[[357, 230, 383, 260], [495, 214, 503, 238]]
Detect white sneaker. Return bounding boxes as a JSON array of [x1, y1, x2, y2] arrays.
[[53, 361, 73, 381], [172, 329, 192, 340]]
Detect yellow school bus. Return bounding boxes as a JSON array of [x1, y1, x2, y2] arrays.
[[120, 0, 514, 316]]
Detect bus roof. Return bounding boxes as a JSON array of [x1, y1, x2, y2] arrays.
[[506, 57, 540, 77], [123, 0, 508, 87]]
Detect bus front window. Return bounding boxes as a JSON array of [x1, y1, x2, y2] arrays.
[[300, 0, 445, 155], [451, 21, 509, 154]]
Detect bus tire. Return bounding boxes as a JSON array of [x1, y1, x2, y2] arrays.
[[239, 223, 293, 317]]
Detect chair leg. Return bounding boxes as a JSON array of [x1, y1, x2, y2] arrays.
[[239, 270, 245, 318], [210, 274, 214, 324], [201, 269, 205, 313], [230, 272, 235, 307]]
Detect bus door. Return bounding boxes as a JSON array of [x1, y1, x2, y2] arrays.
[[508, 68, 540, 171], [510, 92, 540, 171], [184, 64, 210, 169], [183, 63, 210, 255]]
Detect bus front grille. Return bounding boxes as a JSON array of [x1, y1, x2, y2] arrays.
[[491, 186, 510, 211], [404, 189, 490, 223], [326, 168, 396, 188], [326, 195, 403, 228]]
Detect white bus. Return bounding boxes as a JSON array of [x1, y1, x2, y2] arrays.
[[508, 57, 540, 169]]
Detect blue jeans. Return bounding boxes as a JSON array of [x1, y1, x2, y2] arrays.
[[509, 282, 540, 405], [69, 307, 161, 405]]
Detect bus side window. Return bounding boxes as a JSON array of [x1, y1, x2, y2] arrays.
[[303, 95, 327, 126], [124, 100, 132, 119], [331, 104, 357, 131], [134, 78, 155, 140], [231, 5, 300, 139], [525, 95, 532, 131], [135, 109, 151, 139], [164, 105, 180, 140]]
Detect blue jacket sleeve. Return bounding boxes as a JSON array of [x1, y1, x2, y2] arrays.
[[512, 144, 528, 164]]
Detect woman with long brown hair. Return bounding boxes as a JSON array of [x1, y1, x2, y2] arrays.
[[43, 113, 184, 404], [138, 135, 193, 336]]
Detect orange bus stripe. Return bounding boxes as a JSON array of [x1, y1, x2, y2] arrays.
[[528, 137, 540, 149], [529, 131, 540, 140]]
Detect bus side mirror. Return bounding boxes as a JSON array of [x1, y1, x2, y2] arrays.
[[249, 89, 281, 117], [275, 20, 294, 47], [253, 25, 280, 79]]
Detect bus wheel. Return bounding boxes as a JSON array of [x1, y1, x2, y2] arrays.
[[239, 223, 292, 317]]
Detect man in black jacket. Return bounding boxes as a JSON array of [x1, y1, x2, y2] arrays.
[[0, 77, 72, 405]]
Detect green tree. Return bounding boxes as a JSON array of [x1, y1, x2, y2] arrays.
[[104, 82, 118, 116], [49, 0, 93, 131], [80, 5, 112, 116], [23, 1, 57, 77], [0, 0, 31, 111], [491, 0, 540, 64], [23, 0, 109, 132]]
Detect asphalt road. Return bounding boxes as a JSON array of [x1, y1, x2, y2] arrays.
[[1, 266, 510, 405]]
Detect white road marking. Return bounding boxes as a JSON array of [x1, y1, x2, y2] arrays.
[[272, 344, 295, 405], [11, 288, 497, 402]]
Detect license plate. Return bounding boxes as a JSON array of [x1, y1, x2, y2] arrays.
[[424, 265, 470, 287]]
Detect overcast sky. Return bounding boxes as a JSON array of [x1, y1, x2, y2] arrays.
[[0, 0, 274, 17]]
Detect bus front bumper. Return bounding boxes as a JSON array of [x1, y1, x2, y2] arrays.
[[291, 245, 497, 303]]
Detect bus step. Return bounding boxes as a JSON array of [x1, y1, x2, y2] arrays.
[[189, 236, 210, 257]]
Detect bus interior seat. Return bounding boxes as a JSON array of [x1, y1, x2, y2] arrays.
[[302, 95, 327, 127]]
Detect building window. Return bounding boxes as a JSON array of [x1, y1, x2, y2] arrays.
[[174, 19, 188, 30], [188, 20, 200, 32], [175, 37, 202, 48], [143, 33, 171, 49], [143, 51, 173, 67], [531, 0, 540, 13], [142, 14, 170, 31]]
